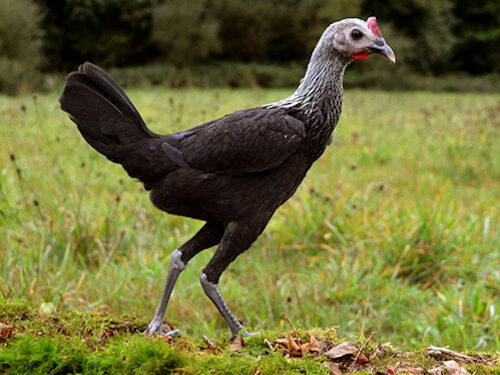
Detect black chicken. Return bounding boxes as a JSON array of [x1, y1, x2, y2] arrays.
[[60, 17, 395, 338]]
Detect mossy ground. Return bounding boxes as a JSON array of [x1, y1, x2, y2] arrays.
[[1, 299, 499, 374]]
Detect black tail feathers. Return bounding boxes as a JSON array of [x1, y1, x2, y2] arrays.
[[59, 62, 177, 187], [59, 62, 157, 163]]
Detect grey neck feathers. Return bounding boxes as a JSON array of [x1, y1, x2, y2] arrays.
[[266, 41, 349, 145]]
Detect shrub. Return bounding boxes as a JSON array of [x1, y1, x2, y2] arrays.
[[0, 0, 43, 94], [362, 0, 455, 74], [152, 0, 221, 64], [37, 0, 155, 70]]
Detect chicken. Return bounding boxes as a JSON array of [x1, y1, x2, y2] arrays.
[[59, 17, 395, 338]]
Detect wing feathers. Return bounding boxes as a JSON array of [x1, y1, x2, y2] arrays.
[[172, 107, 306, 175]]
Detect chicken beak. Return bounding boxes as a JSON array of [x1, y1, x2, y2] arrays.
[[369, 42, 396, 63]]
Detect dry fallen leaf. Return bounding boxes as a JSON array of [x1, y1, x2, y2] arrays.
[[323, 361, 343, 375], [443, 360, 471, 375], [309, 334, 320, 353], [401, 367, 425, 375], [386, 365, 396, 374], [253, 368, 262, 375], [318, 338, 333, 354], [0, 323, 13, 340], [324, 342, 358, 360], [162, 335, 175, 345], [288, 334, 302, 357], [177, 339, 192, 352], [274, 337, 289, 347], [273, 334, 307, 357], [356, 353, 370, 365], [205, 347, 220, 355], [97, 328, 114, 341], [300, 342, 310, 352], [428, 360, 471, 375], [230, 336, 245, 351], [427, 366, 442, 375]]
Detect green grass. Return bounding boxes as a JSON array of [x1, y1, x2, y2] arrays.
[[0, 88, 499, 359]]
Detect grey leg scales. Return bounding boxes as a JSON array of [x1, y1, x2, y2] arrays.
[[144, 249, 185, 336], [200, 273, 259, 338]]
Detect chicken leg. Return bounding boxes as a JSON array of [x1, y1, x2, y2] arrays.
[[144, 222, 224, 335], [200, 221, 267, 338]]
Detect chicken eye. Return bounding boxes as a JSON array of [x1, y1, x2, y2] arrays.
[[351, 29, 363, 40]]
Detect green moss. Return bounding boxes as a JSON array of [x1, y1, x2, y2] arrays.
[[0, 335, 189, 375], [186, 352, 330, 375], [367, 348, 440, 373], [0, 335, 88, 375], [465, 363, 500, 375], [0, 298, 35, 322], [84, 336, 189, 375]]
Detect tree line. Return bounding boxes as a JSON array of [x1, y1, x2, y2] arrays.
[[1, 0, 499, 78]]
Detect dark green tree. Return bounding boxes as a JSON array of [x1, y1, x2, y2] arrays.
[[37, 0, 154, 70], [362, 0, 455, 73], [210, 0, 362, 62], [451, 0, 500, 73], [0, 0, 43, 93], [152, 0, 221, 64], [210, 0, 276, 62], [28, 0, 500, 76]]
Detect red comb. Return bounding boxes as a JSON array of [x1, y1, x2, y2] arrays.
[[366, 16, 382, 38]]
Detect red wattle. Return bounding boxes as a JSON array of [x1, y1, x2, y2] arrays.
[[352, 53, 369, 60]]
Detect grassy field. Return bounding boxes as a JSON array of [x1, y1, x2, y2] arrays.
[[0, 87, 499, 362]]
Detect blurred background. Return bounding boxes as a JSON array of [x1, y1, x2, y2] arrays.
[[1, 0, 500, 94], [1, 0, 499, 352]]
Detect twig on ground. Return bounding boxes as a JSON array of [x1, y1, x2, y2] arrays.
[[202, 335, 215, 348], [352, 331, 376, 366], [427, 345, 485, 364], [264, 338, 275, 352], [280, 312, 299, 339]]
